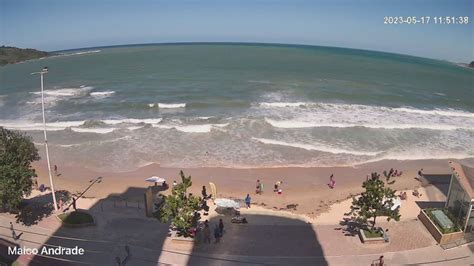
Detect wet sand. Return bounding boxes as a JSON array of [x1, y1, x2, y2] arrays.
[[31, 158, 473, 218]]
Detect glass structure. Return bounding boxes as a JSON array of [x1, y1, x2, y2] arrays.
[[445, 174, 473, 231]]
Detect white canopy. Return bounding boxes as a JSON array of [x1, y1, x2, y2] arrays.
[[391, 198, 401, 211], [145, 176, 166, 183], [215, 198, 240, 209]]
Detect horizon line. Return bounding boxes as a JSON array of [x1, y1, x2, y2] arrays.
[[46, 41, 467, 64]]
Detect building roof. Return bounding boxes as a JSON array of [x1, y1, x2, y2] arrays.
[[449, 161, 474, 200]]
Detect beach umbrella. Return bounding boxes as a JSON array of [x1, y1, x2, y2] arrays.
[[145, 176, 166, 186], [215, 198, 240, 209], [390, 198, 401, 211]]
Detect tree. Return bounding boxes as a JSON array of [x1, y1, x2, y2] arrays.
[[154, 170, 201, 237], [0, 128, 40, 212], [346, 172, 400, 230]]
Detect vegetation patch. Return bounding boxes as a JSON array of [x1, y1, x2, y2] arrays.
[[362, 228, 383, 238], [58, 211, 94, 225], [425, 208, 461, 234]]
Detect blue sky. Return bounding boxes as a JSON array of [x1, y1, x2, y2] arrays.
[[1, 0, 473, 62]]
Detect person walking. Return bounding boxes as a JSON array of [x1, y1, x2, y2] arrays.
[[245, 194, 251, 208], [218, 219, 224, 236], [202, 185, 208, 199], [256, 179, 261, 194], [72, 197, 77, 211], [54, 165, 58, 176], [10, 222, 17, 240], [214, 225, 221, 243], [203, 224, 211, 244], [329, 174, 336, 189]]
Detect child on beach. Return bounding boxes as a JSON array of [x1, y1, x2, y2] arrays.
[[328, 174, 336, 189], [245, 194, 251, 208], [274, 181, 282, 192], [256, 180, 261, 194]]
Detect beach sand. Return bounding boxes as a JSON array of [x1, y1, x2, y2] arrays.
[[31, 158, 473, 219]]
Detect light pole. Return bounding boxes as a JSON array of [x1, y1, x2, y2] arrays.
[[31, 67, 58, 211]]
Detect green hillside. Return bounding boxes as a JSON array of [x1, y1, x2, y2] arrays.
[[0, 46, 49, 66]]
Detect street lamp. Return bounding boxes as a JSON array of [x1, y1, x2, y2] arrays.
[[31, 67, 58, 211]]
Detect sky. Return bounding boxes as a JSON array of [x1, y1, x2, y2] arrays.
[[1, 0, 473, 62]]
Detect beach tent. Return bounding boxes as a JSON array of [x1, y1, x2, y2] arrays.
[[145, 176, 166, 186], [215, 198, 240, 209], [390, 197, 401, 211], [209, 182, 217, 201]]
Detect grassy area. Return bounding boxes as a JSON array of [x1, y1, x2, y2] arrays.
[[363, 228, 383, 238], [58, 211, 94, 225], [425, 208, 461, 234]]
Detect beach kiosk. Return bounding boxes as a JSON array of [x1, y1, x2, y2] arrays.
[[446, 162, 474, 236], [419, 161, 474, 246]]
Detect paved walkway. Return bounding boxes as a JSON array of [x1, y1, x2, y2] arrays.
[[1, 211, 473, 265], [0, 183, 472, 265]]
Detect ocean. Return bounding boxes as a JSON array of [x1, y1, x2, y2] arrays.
[[0, 43, 473, 171]]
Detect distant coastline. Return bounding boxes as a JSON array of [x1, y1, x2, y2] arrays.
[[0, 46, 49, 66]]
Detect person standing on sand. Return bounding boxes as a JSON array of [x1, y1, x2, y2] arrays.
[[214, 225, 221, 243], [418, 168, 424, 178], [72, 197, 77, 211], [54, 165, 58, 176], [256, 179, 261, 194], [202, 185, 207, 199], [10, 222, 16, 239], [329, 174, 336, 189], [245, 194, 251, 208], [219, 219, 224, 236]]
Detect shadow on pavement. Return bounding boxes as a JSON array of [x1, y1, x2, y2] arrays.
[[27, 186, 170, 265], [187, 213, 328, 266], [421, 174, 451, 196], [15, 190, 71, 226]]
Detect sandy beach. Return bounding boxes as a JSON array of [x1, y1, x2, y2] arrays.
[[31, 158, 474, 219]]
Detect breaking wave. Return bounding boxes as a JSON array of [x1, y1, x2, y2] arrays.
[[253, 137, 380, 156]]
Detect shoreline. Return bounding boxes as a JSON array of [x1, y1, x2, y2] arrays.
[[31, 158, 474, 218]]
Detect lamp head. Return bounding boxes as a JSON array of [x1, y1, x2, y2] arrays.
[[42, 67, 49, 73]]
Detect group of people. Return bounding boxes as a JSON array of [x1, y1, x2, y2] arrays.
[[201, 219, 225, 244], [385, 168, 403, 178]]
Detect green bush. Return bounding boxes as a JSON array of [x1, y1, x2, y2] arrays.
[[58, 211, 93, 225], [363, 228, 383, 238]]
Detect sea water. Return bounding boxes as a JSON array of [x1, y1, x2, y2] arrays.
[[0, 43, 473, 171]]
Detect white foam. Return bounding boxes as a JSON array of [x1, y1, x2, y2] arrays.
[[153, 123, 228, 133], [264, 118, 472, 131], [259, 102, 310, 108], [148, 103, 156, 108], [157, 103, 186, 109], [393, 107, 474, 118], [102, 118, 162, 125], [30, 86, 93, 97], [70, 127, 116, 134], [363, 152, 474, 164], [259, 101, 474, 131], [126, 126, 144, 131], [55, 50, 101, 57], [90, 91, 115, 97], [253, 137, 380, 156], [0, 120, 86, 131]]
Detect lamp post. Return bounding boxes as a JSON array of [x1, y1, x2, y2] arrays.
[[31, 67, 58, 211]]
